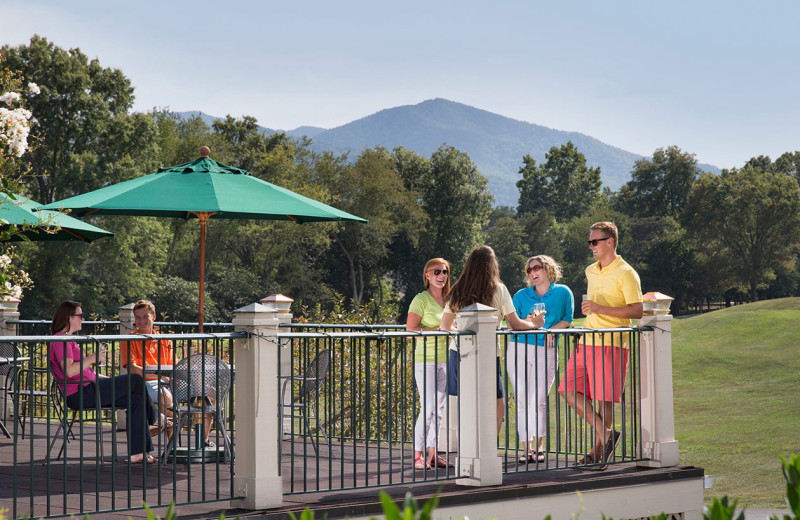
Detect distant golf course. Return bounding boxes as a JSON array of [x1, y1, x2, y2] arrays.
[[671, 297, 800, 507]]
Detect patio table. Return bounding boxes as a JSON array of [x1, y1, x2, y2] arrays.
[[144, 363, 233, 463]]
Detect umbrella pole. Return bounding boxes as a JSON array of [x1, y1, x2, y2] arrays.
[[198, 213, 210, 333]]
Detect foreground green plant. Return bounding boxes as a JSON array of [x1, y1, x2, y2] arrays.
[[771, 453, 800, 520], [703, 496, 744, 520]]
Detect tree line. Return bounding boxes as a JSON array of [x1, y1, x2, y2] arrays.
[[3, 36, 800, 322]]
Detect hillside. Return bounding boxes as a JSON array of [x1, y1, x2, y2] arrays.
[[178, 99, 721, 207], [671, 298, 800, 506]]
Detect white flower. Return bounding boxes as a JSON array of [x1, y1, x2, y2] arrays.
[[27, 82, 41, 95], [10, 285, 22, 299], [0, 92, 21, 105], [0, 255, 11, 268], [0, 106, 32, 157]]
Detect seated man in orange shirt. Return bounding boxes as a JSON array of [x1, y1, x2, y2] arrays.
[[120, 300, 176, 438], [120, 300, 214, 444]]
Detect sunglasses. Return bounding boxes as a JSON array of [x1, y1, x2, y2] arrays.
[[526, 264, 544, 274], [587, 237, 612, 246], [429, 269, 448, 276], [72, 313, 84, 319]]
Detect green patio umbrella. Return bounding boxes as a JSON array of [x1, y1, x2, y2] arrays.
[[39, 147, 366, 330], [0, 191, 114, 242]]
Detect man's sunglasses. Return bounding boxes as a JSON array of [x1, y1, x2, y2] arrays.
[[587, 237, 611, 246], [526, 265, 543, 274], [429, 269, 448, 276]]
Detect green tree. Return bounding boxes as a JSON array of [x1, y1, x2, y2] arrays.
[[485, 207, 529, 295], [516, 142, 601, 222], [1, 36, 140, 203], [774, 151, 800, 181], [391, 145, 494, 312], [684, 167, 800, 301], [624, 217, 697, 313], [4, 38, 167, 318], [614, 146, 701, 219], [327, 147, 426, 305]]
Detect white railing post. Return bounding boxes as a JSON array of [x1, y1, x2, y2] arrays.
[[231, 302, 288, 509], [260, 294, 294, 434], [0, 296, 19, 336], [0, 297, 20, 422], [455, 303, 503, 487], [116, 303, 136, 430], [637, 313, 680, 467]]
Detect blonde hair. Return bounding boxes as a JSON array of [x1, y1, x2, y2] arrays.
[[524, 255, 562, 286], [590, 221, 618, 248], [422, 258, 451, 298]]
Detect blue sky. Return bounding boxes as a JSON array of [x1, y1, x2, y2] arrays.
[[3, 0, 799, 169]]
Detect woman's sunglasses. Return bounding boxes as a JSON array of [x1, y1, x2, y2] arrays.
[[71, 313, 84, 319], [429, 269, 448, 276], [587, 237, 611, 246], [526, 265, 543, 274]]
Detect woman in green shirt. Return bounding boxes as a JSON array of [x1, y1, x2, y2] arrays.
[[406, 257, 452, 470]]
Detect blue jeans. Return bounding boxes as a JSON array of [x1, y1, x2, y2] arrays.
[[66, 374, 156, 456]]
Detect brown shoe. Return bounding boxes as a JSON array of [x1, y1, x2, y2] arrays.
[[597, 429, 621, 470]]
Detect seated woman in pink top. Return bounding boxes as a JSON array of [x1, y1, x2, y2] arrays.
[[49, 300, 159, 464]]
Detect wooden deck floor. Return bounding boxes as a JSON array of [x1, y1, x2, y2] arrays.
[[0, 420, 702, 519]]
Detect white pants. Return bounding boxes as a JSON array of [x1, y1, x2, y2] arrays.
[[506, 341, 557, 443], [413, 362, 448, 451]]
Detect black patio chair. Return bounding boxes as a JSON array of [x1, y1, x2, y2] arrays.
[[162, 354, 234, 466], [46, 375, 113, 466], [279, 348, 333, 457], [0, 342, 22, 437]]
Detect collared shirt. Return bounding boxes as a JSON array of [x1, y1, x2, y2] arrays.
[[583, 256, 642, 347], [511, 282, 574, 346], [120, 328, 174, 380]]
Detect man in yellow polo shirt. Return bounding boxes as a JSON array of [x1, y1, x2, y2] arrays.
[[558, 221, 643, 469]]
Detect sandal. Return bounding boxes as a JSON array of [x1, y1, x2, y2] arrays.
[[130, 454, 157, 464], [519, 452, 546, 464], [414, 456, 430, 470], [430, 455, 454, 468], [574, 453, 595, 467]]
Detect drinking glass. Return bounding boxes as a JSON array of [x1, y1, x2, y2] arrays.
[[533, 303, 545, 316], [582, 294, 592, 315]]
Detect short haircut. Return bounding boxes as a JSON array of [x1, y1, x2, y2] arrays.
[[590, 221, 618, 248], [524, 255, 563, 286], [133, 299, 156, 315]]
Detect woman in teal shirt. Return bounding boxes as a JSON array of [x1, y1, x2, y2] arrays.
[[508, 255, 574, 464], [406, 257, 451, 470]]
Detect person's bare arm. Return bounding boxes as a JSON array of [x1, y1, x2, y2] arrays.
[[545, 319, 571, 346], [506, 311, 545, 330], [581, 300, 643, 319], [406, 312, 424, 331], [440, 312, 456, 331]]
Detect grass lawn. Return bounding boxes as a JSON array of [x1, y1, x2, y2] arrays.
[[671, 297, 800, 507]]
